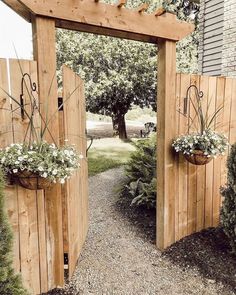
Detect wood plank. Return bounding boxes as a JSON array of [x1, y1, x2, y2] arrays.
[[62, 65, 88, 278], [3, 0, 194, 43], [157, 40, 177, 250], [229, 79, 236, 144], [174, 73, 181, 241], [178, 74, 190, 239], [9, 59, 41, 295], [0, 58, 21, 275], [212, 77, 225, 226], [32, 17, 64, 289], [187, 74, 200, 235], [204, 76, 217, 228], [196, 75, 209, 231]]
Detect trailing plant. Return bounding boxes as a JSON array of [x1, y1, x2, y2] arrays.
[[0, 169, 28, 294], [173, 85, 229, 165], [0, 142, 80, 184], [221, 143, 236, 255], [124, 135, 156, 208], [0, 64, 82, 189], [172, 130, 228, 158]]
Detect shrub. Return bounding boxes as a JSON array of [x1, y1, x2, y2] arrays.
[[221, 143, 236, 255], [0, 170, 28, 295], [124, 135, 156, 208]]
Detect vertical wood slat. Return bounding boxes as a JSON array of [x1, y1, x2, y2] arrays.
[[212, 77, 225, 226], [9, 59, 41, 295], [0, 59, 20, 273], [173, 73, 236, 245], [157, 40, 177, 250], [204, 76, 217, 228], [195, 75, 209, 232], [32, 16, 64, 289], [178, 74, 190, 240], [62, 65, 88, 279], [187, 74, 199, 235]]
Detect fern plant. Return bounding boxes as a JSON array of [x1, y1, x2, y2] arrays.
[[221, 143, 236, 255], [124, 135, 156, 208]]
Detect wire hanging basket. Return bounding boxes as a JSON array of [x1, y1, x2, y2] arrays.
[[184, 150, 213, 166], [12, 171, 53, 190]]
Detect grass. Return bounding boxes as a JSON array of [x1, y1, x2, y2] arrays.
[[88, 138, 135, 176]]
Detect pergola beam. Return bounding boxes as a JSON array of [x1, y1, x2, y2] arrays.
[[3, 0, 194, 43]]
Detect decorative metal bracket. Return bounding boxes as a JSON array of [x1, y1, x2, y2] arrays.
[[20, 73, 37, 120], [184, 84, 203, 115]]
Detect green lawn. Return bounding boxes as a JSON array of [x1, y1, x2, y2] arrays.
[[88, 138, 135, 176]]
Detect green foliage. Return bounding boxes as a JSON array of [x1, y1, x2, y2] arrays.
[[221, 144, 236, 255], [88, 157, 123, 176], [0, 170, 28, 295], [56, 0, 199, 138], [124, 135, 156, 208]]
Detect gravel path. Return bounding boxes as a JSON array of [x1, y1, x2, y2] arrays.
[[55, 167, 234, 295]]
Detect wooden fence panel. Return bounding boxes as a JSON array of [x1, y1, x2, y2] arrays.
[[174, 74, 236, 243], [62, 65, 88, 279], [9, 59, 41, 294]]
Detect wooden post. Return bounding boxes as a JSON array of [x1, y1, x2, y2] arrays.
[[157, 39, 177, 250], [32, 16, 64, 289]]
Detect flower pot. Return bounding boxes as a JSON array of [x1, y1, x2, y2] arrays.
[[12, 171, 52, 190], [184, 150, 213, 165]]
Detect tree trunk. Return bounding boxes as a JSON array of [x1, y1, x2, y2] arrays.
[[112, 113, 127, 139]]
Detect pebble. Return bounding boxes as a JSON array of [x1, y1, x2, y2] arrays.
[[47, 168, 234, 295]]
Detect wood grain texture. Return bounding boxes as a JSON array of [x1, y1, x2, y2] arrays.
[[62, 65, 88, 279], [157, 40, 177, 250], [32, 17, 64, 289], [3, 0, 194, 43]]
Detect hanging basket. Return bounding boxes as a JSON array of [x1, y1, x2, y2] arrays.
[[184, 150, 213, 165], [12, 171, 53, 190]]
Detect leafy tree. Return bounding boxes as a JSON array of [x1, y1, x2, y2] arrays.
[[56, 0, 199, 138], [57, 31, 157, 139], [0, 170, 28, 295]]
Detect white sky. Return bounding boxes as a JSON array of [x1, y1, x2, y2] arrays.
[[0, 1, 32, 59]]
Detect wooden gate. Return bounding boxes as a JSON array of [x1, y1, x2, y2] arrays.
[[61, 65, 88, 279], [157, 73, 236, 248], [0, 59, 88, 294]]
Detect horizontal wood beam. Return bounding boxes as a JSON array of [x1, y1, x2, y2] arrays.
[[2, 0, 31, 22], [3, 0, 194, 43]]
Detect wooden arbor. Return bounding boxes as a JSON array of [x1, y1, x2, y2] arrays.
[[3, 1, 194, 250]]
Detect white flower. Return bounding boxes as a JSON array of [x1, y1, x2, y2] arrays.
[[38, 166, 44, 172], [13, 169, 18, 173], [60, 179, 65, 184], [53, 151, 58, 157], [15, 161, 20, 165], [18, 156, 24, 161], [52, 169, 58, 175], [42, 172, 48, 178], [79, 154, 84, 159]]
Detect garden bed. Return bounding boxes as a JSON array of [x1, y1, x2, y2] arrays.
[[163, 227, 236, 292]]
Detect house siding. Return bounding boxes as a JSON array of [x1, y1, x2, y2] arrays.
[[199, 0, 224, 76], [199, 0, 236, 77]]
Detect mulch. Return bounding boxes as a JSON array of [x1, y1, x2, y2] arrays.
[[116, 195, 236, 292], [163, 227, 236, 292]]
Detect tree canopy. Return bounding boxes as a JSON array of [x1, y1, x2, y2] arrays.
[[56, 0, 199, 138]]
